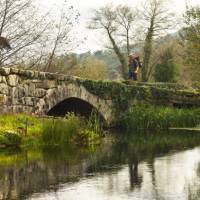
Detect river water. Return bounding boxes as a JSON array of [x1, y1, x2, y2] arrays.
[[0, 131, 200, 200]]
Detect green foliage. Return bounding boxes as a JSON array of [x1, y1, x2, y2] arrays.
[[0, 114, 42, 137], [41, 113, 83, 145], [0, 113, 102, 149], [181, 6, 200, 80], [71, 56, 109, 80], [120, 106, 200, 131], [154, 48, 178, 82], [87, 109, 102, 135], [75, 130, 100, 146], [0, 131, 22, 147], [78, 79, 152, 113], [46, 53, 110, 81], [41, 113, 102, 146]]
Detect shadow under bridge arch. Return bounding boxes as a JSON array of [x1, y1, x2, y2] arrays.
[[47, 97, 106, 124]]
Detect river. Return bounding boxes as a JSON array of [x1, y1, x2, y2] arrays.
[[0, 131, 200, 200]]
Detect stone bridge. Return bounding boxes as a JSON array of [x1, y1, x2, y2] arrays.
[[0, 67, 200, 126]]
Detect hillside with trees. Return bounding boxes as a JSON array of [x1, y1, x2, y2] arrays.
[[0, 0, 199, 85]]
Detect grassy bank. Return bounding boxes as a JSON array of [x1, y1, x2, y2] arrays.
[[119, 106, 200, 131], [0, 112, 102, 149]]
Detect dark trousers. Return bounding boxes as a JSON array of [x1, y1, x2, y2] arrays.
[[128, 71, 137, 81]]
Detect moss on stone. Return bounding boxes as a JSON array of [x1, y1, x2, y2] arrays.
[[76, 78, 200, 119]]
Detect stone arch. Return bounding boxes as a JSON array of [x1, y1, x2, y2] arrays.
[[47, 97, 105, 120], [35, 83, 114, 126]]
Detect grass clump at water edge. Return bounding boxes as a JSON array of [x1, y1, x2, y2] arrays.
[[0, 112, 103, 149], [119, 106, 200, 131]]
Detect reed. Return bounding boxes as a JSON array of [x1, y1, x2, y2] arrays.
[[119, 106, 200, 131], [41, 113, 83, 145], [0, 112, 103, 148]]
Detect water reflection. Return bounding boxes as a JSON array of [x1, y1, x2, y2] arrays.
[[0, 131, 200, 200]]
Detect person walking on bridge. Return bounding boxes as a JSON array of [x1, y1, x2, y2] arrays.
[[128, 54, 141, 82]]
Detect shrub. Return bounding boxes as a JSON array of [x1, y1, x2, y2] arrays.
[[154, 48, 178, 82], [0, 131, 22, 147]]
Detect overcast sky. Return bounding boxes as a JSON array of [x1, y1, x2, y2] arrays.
[[36, 0, 200, 53]]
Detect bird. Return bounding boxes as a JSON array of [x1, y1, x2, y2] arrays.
[[0, 36, 11, 50]]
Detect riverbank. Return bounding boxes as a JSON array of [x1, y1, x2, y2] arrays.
[[1, 105, 200, 150], [0, 113, 102, 149]]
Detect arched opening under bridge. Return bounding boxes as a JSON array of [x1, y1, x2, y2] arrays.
[[47, 97, 105, 123]]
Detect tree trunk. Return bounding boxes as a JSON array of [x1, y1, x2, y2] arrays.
[[45, 36, 59, 72], [142, 18, 154, 82], [107, 29, 127, 79], [126, 29, 130, 57]]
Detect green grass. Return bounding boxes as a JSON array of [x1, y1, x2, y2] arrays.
[[41, 113, 83, 145], [119, 106, 200, 131], [0, 113, 103, 149], [0, 114, 42, 136], [41, 112, 102, 146]]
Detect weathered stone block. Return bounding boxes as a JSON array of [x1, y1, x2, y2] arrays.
[[12, 105, 33, 113], [39, 80, 57, 89], [57, 75, 66, 81], [11, 86, 27, 98], [35, 98, 46, 114], [18, 69, 26, 75], [10, 68, 19, 74], [24, 70, 35, 78], [46, 73, 58, 79], [0, 83, 9, 95], [34, 71, 39, 78], [3, 96, 12, 106], [31, 79, 42, 83], [22, 97, 39, 106], [12, 97, 22, 105], [38, 72, 46, 79], [7, 75, 19, 87], [28, 83, 36, 96], [35, 88, 46, 98], [1, 76, 7, 84], [63, 75, 73, 81], [0, 94, 6, 105], [0, 68, 10, 76], [18, 69, 34, 78], [46, 89, 55, 97], [0, 105, 9, 113]]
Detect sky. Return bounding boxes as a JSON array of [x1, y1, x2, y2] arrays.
[[36, 0, 200, 53]]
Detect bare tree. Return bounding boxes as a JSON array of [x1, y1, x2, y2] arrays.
[[0, 0, 80, 71], [88, 4, 129, 79], [45, 1, 80, 72], [116, 5, 138, 57], [140, 0, 175, 81], [0, 0, 50, 67]]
